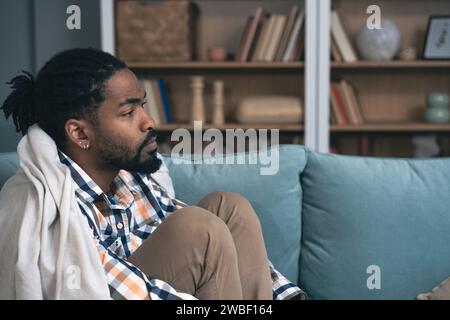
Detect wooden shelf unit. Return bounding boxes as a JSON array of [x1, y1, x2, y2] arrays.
[[155, 122, 449, 133], [111, 0, 450, 157], [129, 60, 450, 70], [330, 0, 450, 157], [128, 62, 305, 70], [331, 123, 450, 133], [331, 60, 450, 69], [123, 1, 306, 132], [155, 123, 304, 132]]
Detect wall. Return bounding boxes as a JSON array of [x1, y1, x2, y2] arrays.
[[0, 0, 101, 152], [0, 0, 34, 151]]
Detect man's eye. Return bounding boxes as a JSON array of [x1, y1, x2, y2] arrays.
[[123, 110, 134, 117], [141, 100, 147, 108]]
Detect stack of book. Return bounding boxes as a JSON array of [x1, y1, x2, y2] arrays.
[[330, 79, 364, 125], [235, 5, 305, 62], [141, 78, 173, 125], [330, 10, 358, 63]]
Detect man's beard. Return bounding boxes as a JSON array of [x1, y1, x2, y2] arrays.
[[97, 129, 162, 175]]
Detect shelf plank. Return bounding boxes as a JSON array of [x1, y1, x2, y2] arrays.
[[127, 61, 305, 70], [127, 60, 450, 70], [331, 60, 450, 69], [157, 123, 450, 133], [155, 123, 304, 131], [331, 123, 450, 132]]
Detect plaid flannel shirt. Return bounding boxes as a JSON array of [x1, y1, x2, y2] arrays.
[[58, 151, 304, 300]]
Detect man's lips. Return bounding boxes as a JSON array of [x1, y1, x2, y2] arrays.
[[143, 137, 157, 152]]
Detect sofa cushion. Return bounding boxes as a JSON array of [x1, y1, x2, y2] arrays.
[[300, 149, 450, 299], [163, 145, 306, 284], [0, 152, 19, 189]]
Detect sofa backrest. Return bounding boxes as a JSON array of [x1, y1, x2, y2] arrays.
[[300, 149, 450, 299], [163, 145, 307, 284], [0, 152, 19, 189]]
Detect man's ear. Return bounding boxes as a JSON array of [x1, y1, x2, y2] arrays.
[[65, 118, 93, 150]]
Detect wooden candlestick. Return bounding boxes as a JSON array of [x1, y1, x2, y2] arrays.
[[191, 76, 205, 123], [212, 80, 225, 125]]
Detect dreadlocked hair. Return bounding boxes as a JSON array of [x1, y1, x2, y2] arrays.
[[1, 47, 127, 149]]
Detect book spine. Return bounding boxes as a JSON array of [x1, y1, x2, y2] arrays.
[[151, 79, 166, 124], [283, 10, 304, 62], [264, 15, 287, 62], [158, 79, 173, 123], [240, 6, 264, 62], [331, 83, 349, 124], [143, 79, 161, 125], [275, 5, 299, 62], [257, 15, 277, 61], [330, 11, 357, 63]]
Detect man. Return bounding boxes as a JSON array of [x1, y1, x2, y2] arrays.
[[0, 48, 305, 300]]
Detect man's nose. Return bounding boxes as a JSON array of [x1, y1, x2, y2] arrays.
[[140, 107, 156, 132]]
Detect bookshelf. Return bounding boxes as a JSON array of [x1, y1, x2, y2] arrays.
[[127, 62, 305, 70], [331, 60, 450, 69], [155, 123, 304, 132], [100, 0, 450, 158], [109, 0, 308, 151], [331, 123, 450, 133], [328, 0, 450, 157], [133, 67, 303, 125]]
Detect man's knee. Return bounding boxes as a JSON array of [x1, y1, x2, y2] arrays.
[[200, 191, 253, 211], [164, 206, 232, 242], [199, 191, 261, 227]]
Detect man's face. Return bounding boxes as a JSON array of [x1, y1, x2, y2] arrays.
[[91, 68, 161, 174]]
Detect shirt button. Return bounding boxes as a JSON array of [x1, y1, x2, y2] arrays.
[[117, 222, 123, 230]]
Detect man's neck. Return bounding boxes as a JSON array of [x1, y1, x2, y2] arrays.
[[81, 165, 119, 194], [63, 148, 119, 193]]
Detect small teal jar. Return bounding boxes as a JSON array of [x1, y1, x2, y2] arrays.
[[425, 92, 450, 123]]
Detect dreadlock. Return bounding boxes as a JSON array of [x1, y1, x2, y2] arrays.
[[1, 47, 127, 149]]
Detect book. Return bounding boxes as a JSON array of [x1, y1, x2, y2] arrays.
[[275, 5, 300, 61], [158, 79, 173, 123], [292, 26, 305, 61], [251, 14, 271, 62], [263, 15, 287, 62], [347, 82, 365, 124], [330, 35, 343, 62], [142, 79, 161, 125], [236, 16, 253, 61], [330, 82, 350, 124], [238, 6, 264, 62], [253, 14, 278, 61], [330, 11, 357, 62], [150, 79, 166, 124], [282, 10, 305, 62], [340, 79, 359, 124], [329, 84, 343, 124]]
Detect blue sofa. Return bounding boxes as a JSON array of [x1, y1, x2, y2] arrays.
[[2, 145, 450, 300]]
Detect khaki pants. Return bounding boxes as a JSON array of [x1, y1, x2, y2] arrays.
[[127, 191, 272, 300]]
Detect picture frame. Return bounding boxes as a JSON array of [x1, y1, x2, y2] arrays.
[[423, 15, 450, 60]]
